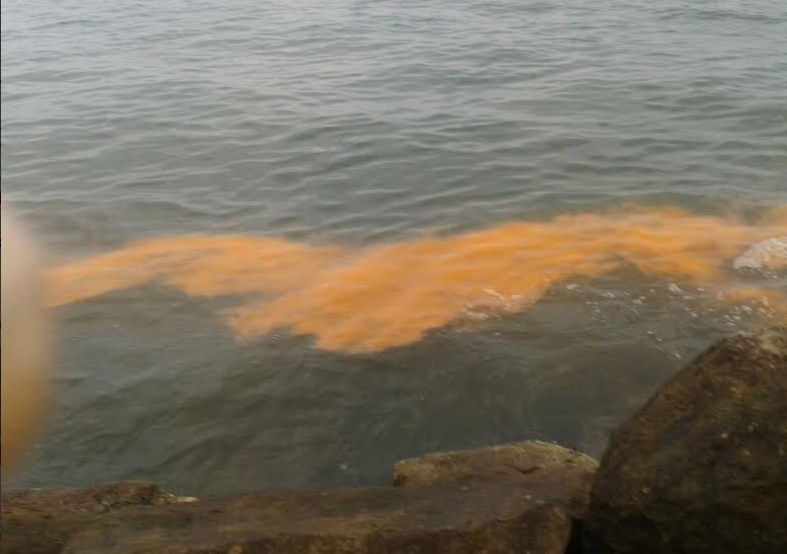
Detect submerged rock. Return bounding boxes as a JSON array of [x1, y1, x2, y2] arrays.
[[1, 442, 596, 554], [584, 326, 787, 554]]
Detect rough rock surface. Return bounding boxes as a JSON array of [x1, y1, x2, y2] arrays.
[[0, 481, 195, 554], [584, 326, 787, 554], [394, 440, 598, 517], [1, 441, 596, 554]]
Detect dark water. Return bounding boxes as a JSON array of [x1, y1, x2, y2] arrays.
[[2, 0, 786, 496]]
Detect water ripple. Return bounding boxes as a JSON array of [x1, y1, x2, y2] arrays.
[[3, 0, 787, 495]]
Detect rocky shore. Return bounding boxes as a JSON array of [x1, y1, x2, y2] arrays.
[[2, 326, 785, 553]]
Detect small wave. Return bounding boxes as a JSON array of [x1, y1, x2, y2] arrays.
[[656, 7, 781, 24]]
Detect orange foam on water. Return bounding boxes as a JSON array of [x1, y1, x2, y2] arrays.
[[49, 205, 787, 353]]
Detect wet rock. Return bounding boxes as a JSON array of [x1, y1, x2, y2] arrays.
[[1, 442, 596, 554], [65, 484, 571, 554], [0, 481, 194, 554], [394, 440, 598, 517], [584, 326, 787, 554]]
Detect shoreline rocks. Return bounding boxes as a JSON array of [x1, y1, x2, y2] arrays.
[[1, 442, 596, 554], [2, 326, 784, 553], [0, 481, 196, 554]]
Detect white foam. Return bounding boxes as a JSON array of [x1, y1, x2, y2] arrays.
[[733, 236, 787, 271]]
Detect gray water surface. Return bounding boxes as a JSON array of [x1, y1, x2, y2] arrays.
[[2, 0, 786, 496]]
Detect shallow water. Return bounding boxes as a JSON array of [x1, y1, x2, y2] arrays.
[[2, 0, 786, 495]]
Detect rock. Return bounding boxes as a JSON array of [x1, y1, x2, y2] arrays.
[[66, 484, 573, 554], [1, 442, 596, 554], [0, 481, 194, 554], [584, 326, 787, 554], [394, 440, 598, 518]]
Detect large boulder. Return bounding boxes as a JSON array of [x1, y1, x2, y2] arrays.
[[2, 442, 596, 554], [584, 326, 787, 554]]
